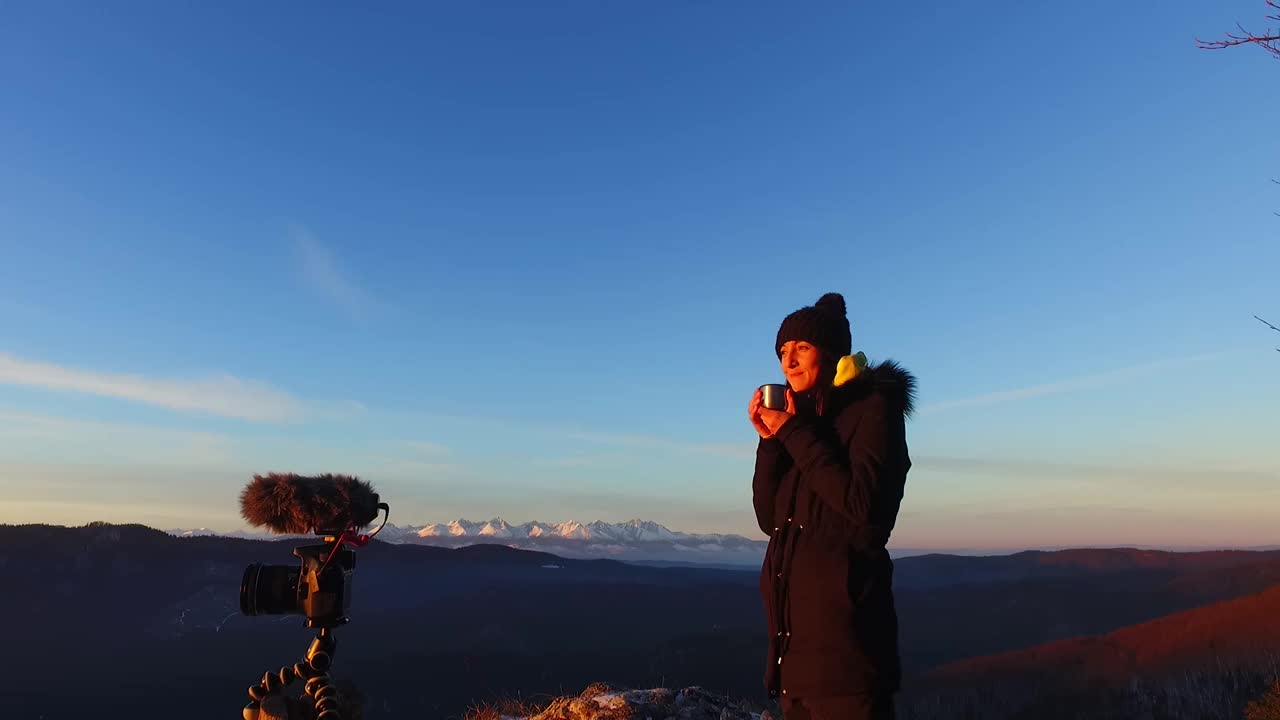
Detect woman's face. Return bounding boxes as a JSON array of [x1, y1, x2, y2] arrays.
[[778, 340, 823, 393]]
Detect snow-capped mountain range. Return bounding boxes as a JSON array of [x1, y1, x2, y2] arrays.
[[168, 518, 767, 566], [406, 518, 687, 542]]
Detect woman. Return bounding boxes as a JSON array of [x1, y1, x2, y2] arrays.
[[748, 292, 916, 720]]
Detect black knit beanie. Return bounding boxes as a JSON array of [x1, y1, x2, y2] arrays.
[[775, 292, 852, 359]]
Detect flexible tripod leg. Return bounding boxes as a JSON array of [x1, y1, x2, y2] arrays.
[[243, 629, 343, 720]]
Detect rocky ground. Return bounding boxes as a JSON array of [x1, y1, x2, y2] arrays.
[[472, 684, 774, 720]]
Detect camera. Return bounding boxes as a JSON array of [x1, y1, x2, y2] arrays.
[[240, 537, 357, 629], [235, 473, 386, 720]]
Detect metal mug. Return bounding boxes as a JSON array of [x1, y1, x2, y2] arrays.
[[760, 383, 789, 410]]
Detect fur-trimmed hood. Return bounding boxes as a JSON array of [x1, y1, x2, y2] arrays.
[[829, 357, 918, 419]]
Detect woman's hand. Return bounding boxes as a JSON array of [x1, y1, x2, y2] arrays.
[[748, 388, 773, 438], [751, 388, 796, 438]]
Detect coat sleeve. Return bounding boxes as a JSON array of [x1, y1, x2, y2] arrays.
[[771, 393, 890, 529], [752, 437, 791, 536]]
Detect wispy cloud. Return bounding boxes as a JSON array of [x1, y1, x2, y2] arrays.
[[533, 455, 607, 468], [527, 451, 654, 469], [918, 351, 1231, 415], [0, 462, 256, 527], [914, 454, 1279, 490], [0, 352, 306, 422], [562, 428, 755, 460], [0, 411, 236, 466], [291, 225, 377, 321], [369, 440, 461, 477], [404, 440, 449, 455], [320, 400, 369, 419], [382, 407, 757, 461], [374, 458, 467, 478], [362, 441, 457, 480]]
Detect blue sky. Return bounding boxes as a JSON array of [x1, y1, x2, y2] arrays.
[[1, 1, 1277, 549]]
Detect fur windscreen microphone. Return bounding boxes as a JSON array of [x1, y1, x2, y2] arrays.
[[239, 473, 383, 535]]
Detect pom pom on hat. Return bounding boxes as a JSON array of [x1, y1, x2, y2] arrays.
[[814, 292, 846, 317]]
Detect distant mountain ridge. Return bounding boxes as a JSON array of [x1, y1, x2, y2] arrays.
[[166, 517, 768, 565]]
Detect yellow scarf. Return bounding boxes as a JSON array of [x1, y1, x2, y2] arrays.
[[833, 352, 868, 387]]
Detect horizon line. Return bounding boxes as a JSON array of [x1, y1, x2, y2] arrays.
[[7, 520, 1277, 557]]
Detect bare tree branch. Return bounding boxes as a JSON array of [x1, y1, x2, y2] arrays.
[[1197, 0, 1280, 57], [1204, 9, 1280, 354], [1257, 316, 1280, 352]]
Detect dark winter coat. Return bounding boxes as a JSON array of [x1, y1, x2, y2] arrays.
[[754, 359, 916, 700]]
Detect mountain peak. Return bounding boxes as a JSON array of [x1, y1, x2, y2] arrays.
[[479, 518, 513, 537]]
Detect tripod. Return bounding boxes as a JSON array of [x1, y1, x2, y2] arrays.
[[243, 627, 344, 720]]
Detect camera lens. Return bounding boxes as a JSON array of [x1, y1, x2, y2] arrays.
[[239, 563, 301, 616]]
